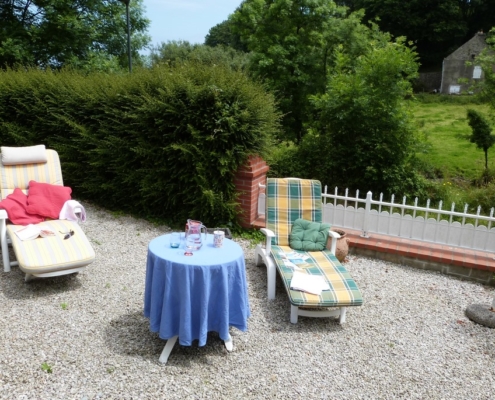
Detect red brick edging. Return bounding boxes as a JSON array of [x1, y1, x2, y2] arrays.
[[344, 228, 495, 286]]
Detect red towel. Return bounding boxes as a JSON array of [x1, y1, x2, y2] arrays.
[[0, 189, 45, 225]]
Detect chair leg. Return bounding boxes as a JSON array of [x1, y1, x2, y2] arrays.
[[339, 307, 347, 324], [255, 245, 277, 300], [290, 305, 299, 324], [267, 262, 276, 300], [0, 218, 10, 272]]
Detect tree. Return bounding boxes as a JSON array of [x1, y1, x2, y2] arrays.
[[340, 0, 466, 68], [309, 31, 421, 194], [150, 41, 250, 71], [204, 19, 247, 52], [476, 28, 495, 111], [336, 0, 495, 69], [466, 109, 495, 171], [0, 0, 150, 69], [231, 0, 369, 143]]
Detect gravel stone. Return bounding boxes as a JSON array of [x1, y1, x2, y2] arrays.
[[0, 203, 494, 399]]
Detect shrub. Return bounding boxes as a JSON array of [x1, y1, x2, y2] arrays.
[[310, 35, 423, 197], [0, 65, 280, 227], [414, 93, 486, 105]]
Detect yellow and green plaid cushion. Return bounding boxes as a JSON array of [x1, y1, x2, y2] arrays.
[[266, 178, 322, 246], [7, 220, 95, 274], [0, 149, 63, 199], [271, 245, 363, 307]]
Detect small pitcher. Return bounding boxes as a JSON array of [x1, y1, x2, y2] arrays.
[[185, 219, 207, 251]]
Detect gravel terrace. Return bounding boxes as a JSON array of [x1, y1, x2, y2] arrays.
[[0, 203, 494, 399]]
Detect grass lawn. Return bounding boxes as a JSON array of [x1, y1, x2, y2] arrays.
[[412, 101, 494, 181]]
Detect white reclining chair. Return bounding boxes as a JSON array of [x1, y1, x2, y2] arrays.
[[0, 145, 95, 281], [254, 178, 363, 324]]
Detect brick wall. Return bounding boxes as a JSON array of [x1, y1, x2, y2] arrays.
[[234, 155, 269, 228]]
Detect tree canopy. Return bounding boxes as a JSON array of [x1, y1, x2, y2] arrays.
[[205, 19, 247, 52], [230, 0, 372, 143], [0, 0, 150, 69], [336, 0, 495, 69], [310, 32, 420, 194], [150, 41, 250, 71]]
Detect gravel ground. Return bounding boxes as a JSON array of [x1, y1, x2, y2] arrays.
[[0, 203, 494, 399]]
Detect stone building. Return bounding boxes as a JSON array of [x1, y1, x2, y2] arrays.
[[440, 32, 488, 94]]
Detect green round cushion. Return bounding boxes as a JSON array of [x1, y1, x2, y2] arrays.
[[289, 218, 331, 251]]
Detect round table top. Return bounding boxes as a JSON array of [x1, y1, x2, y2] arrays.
[[148, 233, 243, 267]]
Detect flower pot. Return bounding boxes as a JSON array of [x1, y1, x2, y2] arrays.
[[331, 229, 349, 262]]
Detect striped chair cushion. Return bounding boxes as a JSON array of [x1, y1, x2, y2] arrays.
[[0, 149, 63, 199], [266, 178, 322, 246], [7, 220, 95, 274], [271, 245, 363, 307]]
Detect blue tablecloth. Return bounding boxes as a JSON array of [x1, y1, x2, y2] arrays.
[[144, 233, 250, 346]]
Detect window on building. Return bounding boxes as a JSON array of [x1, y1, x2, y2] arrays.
[[473, 66, 482, 79], [449, 85, 460, 94]]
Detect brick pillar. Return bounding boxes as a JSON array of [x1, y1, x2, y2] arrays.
[[234, 155, 269, 228]]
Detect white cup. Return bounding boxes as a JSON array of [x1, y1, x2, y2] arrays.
[[213, 230, 225, 248]]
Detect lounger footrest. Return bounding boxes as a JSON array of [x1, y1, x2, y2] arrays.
[[7, 220, 95, 274], [271, 245, 363, 308]]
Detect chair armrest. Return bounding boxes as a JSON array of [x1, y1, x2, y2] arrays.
[[327, 229, 340, 255], [260, 228, 275, 253]]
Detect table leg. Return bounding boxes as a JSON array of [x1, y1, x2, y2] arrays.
[[159, 335, 178, 364], [224, 334, 233, 352]]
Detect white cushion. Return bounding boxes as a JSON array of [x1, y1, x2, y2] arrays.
[[1, 145, 47, 165]]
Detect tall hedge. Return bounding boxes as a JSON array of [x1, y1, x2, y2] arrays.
[[0, 65, 280, 226]]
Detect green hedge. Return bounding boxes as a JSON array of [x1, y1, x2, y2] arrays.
[[0, 65, 280, 227]]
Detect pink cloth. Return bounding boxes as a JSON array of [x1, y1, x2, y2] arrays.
[[0, 189, 45, 225]]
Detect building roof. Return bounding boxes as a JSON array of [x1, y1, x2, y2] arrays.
[[444, 32, 487, 61]]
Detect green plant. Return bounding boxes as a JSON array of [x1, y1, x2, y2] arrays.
[[60, 302, 68, 310], [414, 93, 486, 105], [150, 41, 250, 71], [0, 0, 150, 69], [0, 64, 280, 228], [231, 0, 370, 143], [311, 32, 421, 196], [106, 366, 115, 373], [41, 362, 52, 373], [233, 227, 265, 246], [466, 109, 495, 172]]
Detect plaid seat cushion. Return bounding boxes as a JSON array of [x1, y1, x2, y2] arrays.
[[7, 220, 95, 274], [271, 245, 363, 307]]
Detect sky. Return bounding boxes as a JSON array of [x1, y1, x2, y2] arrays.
[[142, 0, 243, 49]]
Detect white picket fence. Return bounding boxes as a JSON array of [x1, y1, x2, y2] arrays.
[[258, 185, 495, 253], [322, 187, 495, 252]]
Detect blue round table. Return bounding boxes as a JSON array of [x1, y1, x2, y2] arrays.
[[144, 233, 250, 363]]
